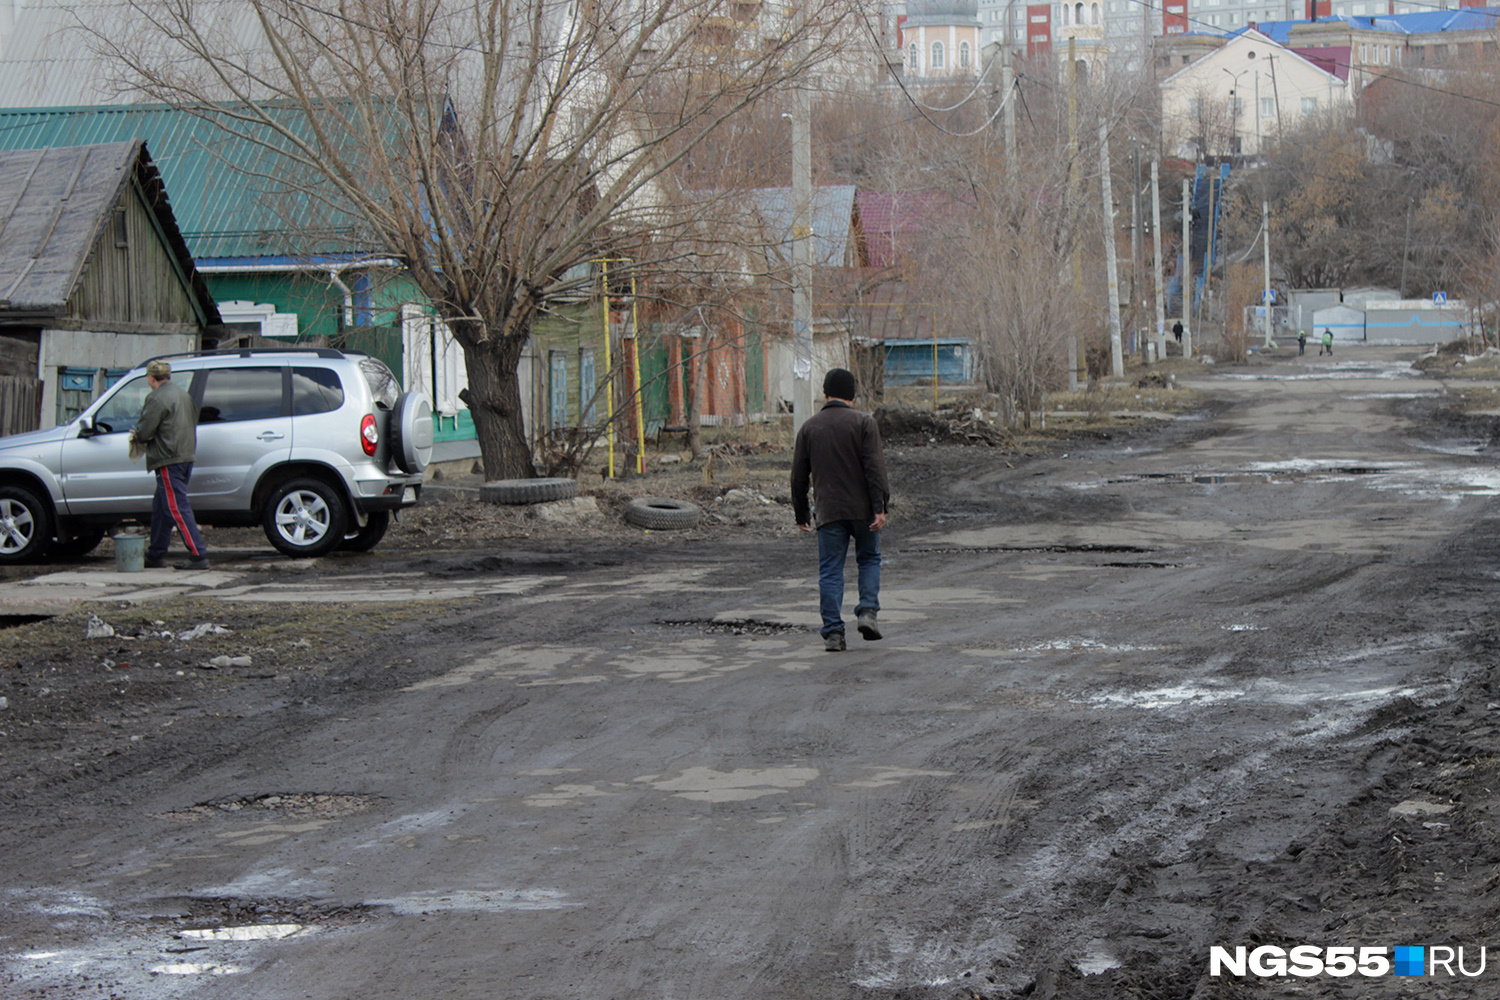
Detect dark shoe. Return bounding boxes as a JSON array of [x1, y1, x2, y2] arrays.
[[856, 611, 883, 641], [824, 631, 846, 652], [143, 556, 167, 569], [174, 556, 211, 571]]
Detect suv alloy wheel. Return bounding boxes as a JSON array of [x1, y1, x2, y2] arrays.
[[263, 477, 349, 558]]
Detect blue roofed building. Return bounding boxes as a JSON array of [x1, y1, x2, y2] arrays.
[[0, 103, 479, 458]]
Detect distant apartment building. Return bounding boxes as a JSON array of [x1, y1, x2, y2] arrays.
[[970, 0, 1482, 74]]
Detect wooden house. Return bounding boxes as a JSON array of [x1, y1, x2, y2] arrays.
[[0, 140, 221, 433]]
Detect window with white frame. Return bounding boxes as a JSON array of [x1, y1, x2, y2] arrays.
[[1260, 97, 1275, 116], [960, 41, 971, 67], [1188, 97, 1202, 115], [1301, 96, 1318, 113], [931, 40, 944, 67], [908, 42, 918, 69]]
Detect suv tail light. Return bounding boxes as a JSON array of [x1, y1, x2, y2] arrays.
[[360, 413, 379, 456]]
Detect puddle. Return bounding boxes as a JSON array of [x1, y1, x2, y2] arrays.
[[1023, 638, 1163, 654], [367, 888, 574, 914], [1072, 458, 1500, 501], [1076, 939, 1124, 975], [148, 961, 245, 975], [1086, 465, 1399, 487], [180, 923, 311, 942], [1088, 683, 1246, 709], [1, 894, 373, 992], [1413, 440, 1490, 456]]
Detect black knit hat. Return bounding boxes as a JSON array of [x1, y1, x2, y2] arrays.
[[823, 368, 857, 400]]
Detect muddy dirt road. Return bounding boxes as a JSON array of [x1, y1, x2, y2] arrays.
[[6, 347, 1500, 999]]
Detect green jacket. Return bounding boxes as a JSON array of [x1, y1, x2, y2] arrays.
[[135, 379, 197, 471]]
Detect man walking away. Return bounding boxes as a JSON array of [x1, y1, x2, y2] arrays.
[[791, 368, 890, 652], [131, 359, 210, 570], [1320, 329, 1334, 356]]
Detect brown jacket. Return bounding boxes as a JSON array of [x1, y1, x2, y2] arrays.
[[790, 400, 890, 527]]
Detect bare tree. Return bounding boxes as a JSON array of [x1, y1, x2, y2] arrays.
[[81, 0, 874, 478]]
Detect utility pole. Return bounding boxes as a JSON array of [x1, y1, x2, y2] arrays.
[[791, 82, 813, 434], [1182, 177, 1192, 357], [1130, 143, 1142, 353], [1152, 160, 1165, 362], [1100, 122, 1124, 378], [1262, 200, 1274, 348], [1066, 37, 1081, 390], [1197, 170, 1215, 337], [1003, 43, 1016, 173]]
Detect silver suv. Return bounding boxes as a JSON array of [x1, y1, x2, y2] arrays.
[[0, 348, 432, 562]]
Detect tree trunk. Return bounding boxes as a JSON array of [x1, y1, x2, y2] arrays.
[[458, 334, 536, 480]]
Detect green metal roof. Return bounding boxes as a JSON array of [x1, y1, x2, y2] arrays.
[[0, 104, 386, 260]]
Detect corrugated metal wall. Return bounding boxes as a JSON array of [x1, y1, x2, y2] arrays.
[[883, 339, 969, 386]]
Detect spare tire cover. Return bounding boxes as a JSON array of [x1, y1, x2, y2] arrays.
[[391, 391, 434, 474]]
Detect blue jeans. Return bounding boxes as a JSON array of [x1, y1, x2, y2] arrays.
[[816, 519, 881, 638]]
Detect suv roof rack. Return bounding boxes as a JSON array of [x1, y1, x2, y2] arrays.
[[142, 347, 350, 365]]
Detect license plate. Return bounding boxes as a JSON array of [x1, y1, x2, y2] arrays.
[[403, 487, 417, 503]]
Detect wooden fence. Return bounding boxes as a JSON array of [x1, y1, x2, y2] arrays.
[[0, 376, 42, 437]]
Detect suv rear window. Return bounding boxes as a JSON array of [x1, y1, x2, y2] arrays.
[[199, 367, 285, 423], [359, 357, 401, 409], [292, 367, 345, 415]]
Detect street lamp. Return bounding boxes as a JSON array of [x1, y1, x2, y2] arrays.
[[1222, 67, 1247, 156]]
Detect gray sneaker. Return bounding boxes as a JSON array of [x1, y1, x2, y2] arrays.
[[824, 631, 846, 652], [856, 611, 882, 641]]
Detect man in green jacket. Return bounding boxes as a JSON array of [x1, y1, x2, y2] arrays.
[[791, 368, 890, 651], [131, 359, 209, 570]]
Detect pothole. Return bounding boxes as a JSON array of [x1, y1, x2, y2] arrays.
[[169, 895, 381, 929], [152, 793, 380, 822], [0, 614, 53, 630], [658, 618, 806, 635], [1099, 561, 1184, 569]]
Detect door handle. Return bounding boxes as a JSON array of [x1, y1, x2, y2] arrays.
[[257, 431, 286, 442]]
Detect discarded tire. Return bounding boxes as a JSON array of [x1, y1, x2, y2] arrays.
[[479, 478, 579, 505], [624, 497, 701, 531]]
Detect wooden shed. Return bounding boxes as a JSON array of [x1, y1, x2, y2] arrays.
[[0, 140, 221, 432]]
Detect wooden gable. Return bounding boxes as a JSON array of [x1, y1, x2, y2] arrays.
[[64, 178, 203, 333]]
